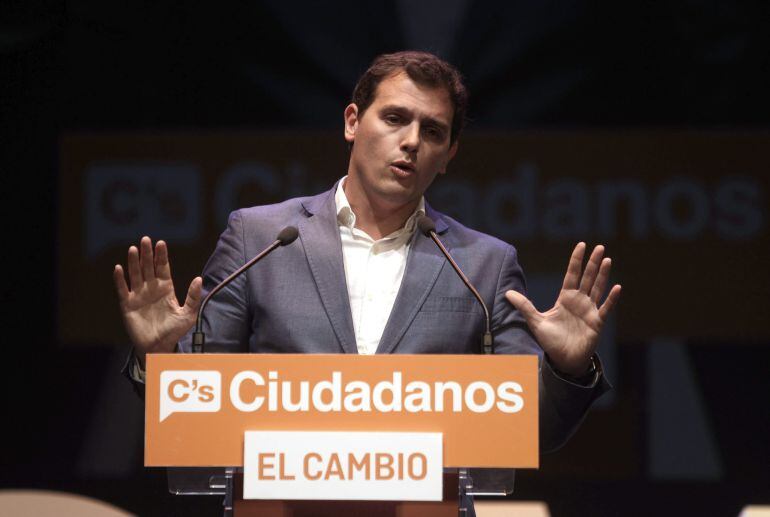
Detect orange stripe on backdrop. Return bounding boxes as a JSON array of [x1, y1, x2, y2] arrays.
[[60, 131, 770, 346]]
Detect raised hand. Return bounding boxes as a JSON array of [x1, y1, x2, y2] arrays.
[[113, 236, 202, 366], [505, 243, 621, 376]]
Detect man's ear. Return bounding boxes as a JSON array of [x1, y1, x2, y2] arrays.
[[449, 140, 458, 161], [439, 140, 459, 175], [344, 103, 359, 144]]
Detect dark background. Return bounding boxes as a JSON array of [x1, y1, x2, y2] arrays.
[[2, 1, 769, 516]]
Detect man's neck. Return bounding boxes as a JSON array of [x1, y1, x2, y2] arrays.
[[343, 178, 419, 240]]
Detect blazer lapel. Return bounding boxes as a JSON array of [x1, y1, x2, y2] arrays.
[[298, 189, 358, 354], [376, 203, 450, 355]]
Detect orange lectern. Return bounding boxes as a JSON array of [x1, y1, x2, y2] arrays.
[[147, 354, 538, 516]]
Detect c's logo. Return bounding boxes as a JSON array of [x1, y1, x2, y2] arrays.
[[160, 371, 221, 422]]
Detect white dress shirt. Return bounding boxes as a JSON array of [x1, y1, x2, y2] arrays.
[[334, 178, 425, 355]]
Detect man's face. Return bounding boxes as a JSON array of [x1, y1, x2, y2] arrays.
[[344, 71, 458, 210]]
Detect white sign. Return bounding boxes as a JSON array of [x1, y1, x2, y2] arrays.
[[243, 431, 443, 501]]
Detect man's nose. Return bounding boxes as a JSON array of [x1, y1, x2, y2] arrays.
[[400, 123, 421, 153]]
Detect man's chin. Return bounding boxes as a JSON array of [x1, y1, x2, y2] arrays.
[[372, 183, 421, 208]]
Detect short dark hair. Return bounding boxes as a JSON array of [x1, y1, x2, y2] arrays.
[[351, 51, 468, 144]]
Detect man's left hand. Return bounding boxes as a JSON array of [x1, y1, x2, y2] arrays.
[[505, 242, 622, 377]]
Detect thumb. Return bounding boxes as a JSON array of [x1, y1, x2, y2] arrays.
[[505, 289, 540, 322], [183, 277, 203, 312]]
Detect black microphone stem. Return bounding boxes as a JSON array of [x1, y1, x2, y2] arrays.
[[192, 239, 282, 353], [192, 225, 298, 353], [426, 230, 494, 355]]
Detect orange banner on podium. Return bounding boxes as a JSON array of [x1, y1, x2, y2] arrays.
[[145, 354, 539, 468]]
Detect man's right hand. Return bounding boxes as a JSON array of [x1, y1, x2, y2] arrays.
[[113, 236, 202, 367]]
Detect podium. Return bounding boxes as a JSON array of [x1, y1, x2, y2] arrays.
[[147, 354, 537, 516]]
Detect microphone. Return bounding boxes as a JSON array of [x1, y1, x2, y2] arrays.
[[417, 216, 493, 354], [192, 226, 299, 353]]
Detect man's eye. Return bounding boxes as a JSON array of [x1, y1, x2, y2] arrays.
[[385, 114, 401, 124]]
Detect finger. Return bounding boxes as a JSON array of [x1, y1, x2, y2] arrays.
[[598, 284, 622, 321], [140, 236, 155, 282], [155, 240, 171, 280], [127, 245, 142, 291], [562, 242, 586, 290], [113, 264, 130, 302], [579, 245, 605, 295], [505, 289, 540, 323], [183, 277, 203, 312], [590, 258, 612, 304]]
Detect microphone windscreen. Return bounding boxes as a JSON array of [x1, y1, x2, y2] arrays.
[[276, 226, 299, 245], [417, 215, 436, 236]]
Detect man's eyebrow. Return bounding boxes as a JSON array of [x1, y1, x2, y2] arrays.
[[379, 104, 450, 132], [380, 104, 412, 117], [422, 116, 449, 133]]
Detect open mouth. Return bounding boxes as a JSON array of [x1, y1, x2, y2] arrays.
[[390, 161, 415, 176]]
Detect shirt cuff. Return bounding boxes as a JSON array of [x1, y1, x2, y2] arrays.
[[130, 354, 146, 384]]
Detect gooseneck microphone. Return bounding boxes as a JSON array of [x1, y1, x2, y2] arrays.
[[192, 226, 299, 353], [417, 216, 494, 354]]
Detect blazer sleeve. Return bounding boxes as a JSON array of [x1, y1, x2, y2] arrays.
[[490, 244, 611, 453]]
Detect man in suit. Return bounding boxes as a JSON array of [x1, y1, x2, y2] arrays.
[[115, 51, 621, 453]]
